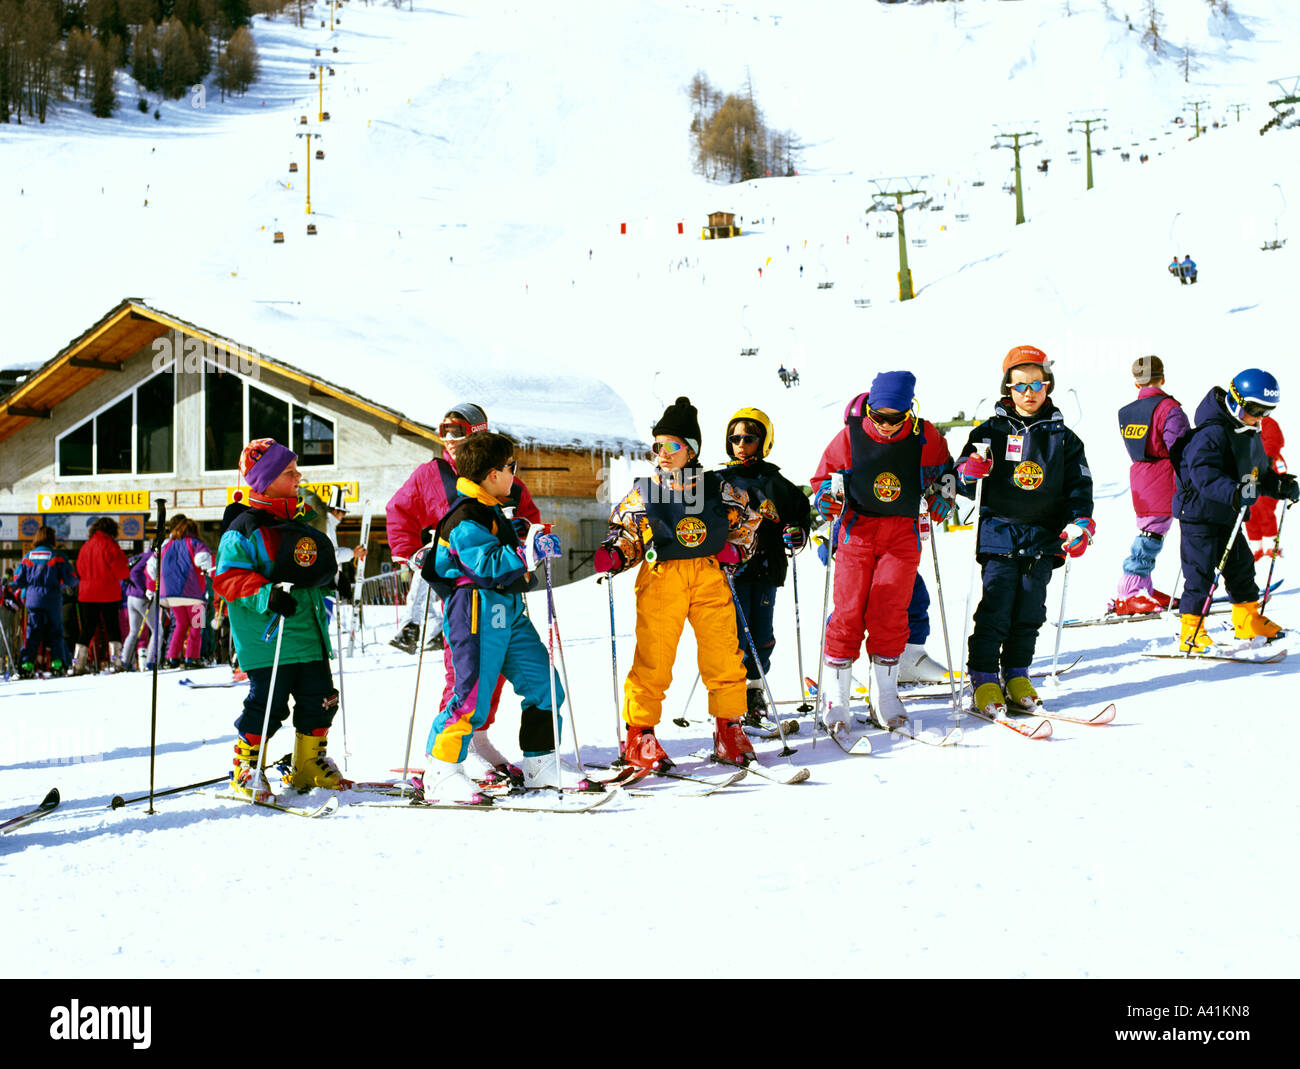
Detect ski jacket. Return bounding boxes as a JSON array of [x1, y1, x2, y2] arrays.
[[603, 466, 761, 571], [957, 400, 1094, 560], [715, 458, 812, 586], [1175, 388, 1282, 527], [386, 455, 540, 561], [14, 541, 78, 611], [150, 535, 214, 601], [75, 530, 131, 603], [425, 477, 534, 600], [1119, 387, 1189, 519], [214, 496, 334, 671], [125, 552, 151, 600]]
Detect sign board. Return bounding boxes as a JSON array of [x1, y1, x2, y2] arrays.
[[225, 480, 359, 505], [36, 490, 151, 513], [1, 514, 147, 542]]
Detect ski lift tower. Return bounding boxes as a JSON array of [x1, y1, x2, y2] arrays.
[[1068, 114, 1107, 191], [993, 128, 1041, 225], [867, 177, 931, 302], [1267, 76, 1300, 128], [1183, 99, 1210, 138]]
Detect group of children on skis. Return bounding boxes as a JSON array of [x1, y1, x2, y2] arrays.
[[212, 343, 1295, 801]]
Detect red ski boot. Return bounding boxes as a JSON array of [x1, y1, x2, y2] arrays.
[[713, 715, 755, 765], [623, 724, 671, 771]]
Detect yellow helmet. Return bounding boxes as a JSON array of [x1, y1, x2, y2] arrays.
[[725, 406, 774, 459]]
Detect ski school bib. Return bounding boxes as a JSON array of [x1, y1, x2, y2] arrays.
[[982, 423, 1067, 527], [845, 419, 923, 518], [634, 472, 730, 561], [1118, 393, 1175, 463]]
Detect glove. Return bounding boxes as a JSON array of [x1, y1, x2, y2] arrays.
[[716, 543, 741, 572], [926, 490, 953, 523], [1277, 473, 1300, 503], [593, 545, 624, 574], [815, 479, 844, 521], [267, 586, 298, 618], [511, 515, 531, 540], [782, 525, 806, 552], [524, 523, 562, 570], [1059, 517, 1096, 558], [959, 452, 994, 481]]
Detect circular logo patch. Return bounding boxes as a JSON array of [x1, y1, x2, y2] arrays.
[[675, 517, 708, 548], [873, 472, 902, 503], [1012, 461, 1044, 490], [293, 536, 318, 567]]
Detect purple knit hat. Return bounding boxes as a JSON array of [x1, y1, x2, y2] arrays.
[[239, 438, 297, 493]]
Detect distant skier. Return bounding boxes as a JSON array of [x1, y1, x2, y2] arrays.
[[1182, 254, 1198, 284], [1171, 369, 1297, 653], [1113, 355, 1189, 615], [13, 526, 77, 678]]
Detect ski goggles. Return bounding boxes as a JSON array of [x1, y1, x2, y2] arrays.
[[1009, 380, 1048, 394], [651, 440, 687, 457], [728, 434, 761, 446], [1241, 401, 1275, 417], [867, 407, 908, 425], [438, 420, 472, 440]]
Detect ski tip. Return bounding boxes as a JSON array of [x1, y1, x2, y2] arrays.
[[43, 788, 60, 807]]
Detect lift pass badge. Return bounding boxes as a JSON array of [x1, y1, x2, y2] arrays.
[[1005, 434, 1025, 462]]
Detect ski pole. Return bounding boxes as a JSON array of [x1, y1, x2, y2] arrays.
[[789, 546, 812, 712], [110, 775, 229, 809], [1185, 504, 1250, 656], [544, 555, 579, 783], [146, 499, 166, 814], [1259, 500, 1291, 614], [602, 575, 626, 763], [811, 524, 836, 751], [1049, 555, 1072, 687], [673, 671, 701, 728], [955, 443, 992, 720], [253, 582, 293, 803], [399, 579, 435, 797], [927, 508, 963, 723], [334, 591, 350, 774], [725, 568, 795, 758]]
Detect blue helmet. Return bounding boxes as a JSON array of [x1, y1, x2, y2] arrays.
[[1226, 369, 1280, 422]]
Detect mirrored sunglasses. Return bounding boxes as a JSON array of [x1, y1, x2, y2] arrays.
[[728, 434, 760, 446], [497, 459, 518, 474], [651, 440, 686, 457], [1009, 380, 1047, 394]]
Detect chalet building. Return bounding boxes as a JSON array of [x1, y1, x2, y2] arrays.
[[0, 299, 643, 586], [701, 211, 742, 240]]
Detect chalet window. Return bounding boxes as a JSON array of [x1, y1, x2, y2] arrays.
[[204, 363, 335, 471], [56, 366, 175, 478]]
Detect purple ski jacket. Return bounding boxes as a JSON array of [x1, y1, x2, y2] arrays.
[[1126, 387, 1189, 531]]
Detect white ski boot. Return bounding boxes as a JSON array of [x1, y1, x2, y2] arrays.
[[870, 655, 906, 729], [422, 758, 486, 804], [897, 642, 951, 684]]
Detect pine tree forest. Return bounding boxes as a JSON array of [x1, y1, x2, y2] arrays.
[[0, 0, 285, 124], [689, 71, 802, 184]]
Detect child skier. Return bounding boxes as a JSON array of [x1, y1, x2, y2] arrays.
[[595, 396, 762, 769], [214, 439, 345, 800], [1113, 355, 1190, 614], [810, 372, 956, 731], [387, 402, 542, 780], [421, 432, 564, 800], [956, 346, 1094, 717], [150, 518, 214, 669], [14, 526, 78, 678], [1172, 369, 1298, 652], [715, 406, 813, 722]]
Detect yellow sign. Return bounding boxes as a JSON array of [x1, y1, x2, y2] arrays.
[[225, 480, 359, 505], [37, 490, 151, 513]]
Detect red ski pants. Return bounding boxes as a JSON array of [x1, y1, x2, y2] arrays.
[[825, 515, 921, 662]]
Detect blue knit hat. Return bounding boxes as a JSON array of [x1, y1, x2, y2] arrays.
[[868, 371, 915, 413]]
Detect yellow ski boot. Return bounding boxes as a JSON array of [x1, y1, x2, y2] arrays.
[[1232, 601, 1282, 641], [283, 730, 352, 791], [231, 733, 275, 802], [1178, 613, 1214, 654], [1004, 675, 1042, 715]]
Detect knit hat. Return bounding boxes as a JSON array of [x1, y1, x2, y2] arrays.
[[1132, 355, 1164, 385], [239, 438, 297, 493], [652, 396, 701, 457], [1001, 344, 1054, 397], [868, 371, 915, 413]]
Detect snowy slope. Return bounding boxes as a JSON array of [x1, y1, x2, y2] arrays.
[[2, 0, 1299, 979]]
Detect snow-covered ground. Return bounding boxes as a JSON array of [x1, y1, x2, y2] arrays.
[[3, 0, 1299, 979]]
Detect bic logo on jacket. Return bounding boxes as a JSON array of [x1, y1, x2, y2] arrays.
[[675, 517, 708, 548], [1122, 424, 1148, 440], [1013, 461, 1045, 491]]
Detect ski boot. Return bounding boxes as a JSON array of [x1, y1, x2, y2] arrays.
[[870, 654, 905, 729], [623, 724, 671, 771], [713, 714, 755, 765], [971, 673, 1007, 718], [388, 622, 420, 654], [1178, 613, 1215, 654], [18, 661, 35, 680], [1232, 601, 1282, 641], [283, 729, 352, 791], [70, 645, 90, 676], [231, 733, 275, 802], [422, 758, 486, 804], [522, 751, 560, 790], [424, 632, 446, 652], [897, 643, 950, 684], [1004, 673, 1042, 715], [49, 659, 63, 675], [1111, 592, 1164, 616], [818, 657, 854, 736], [741, 681, 768, 729]]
